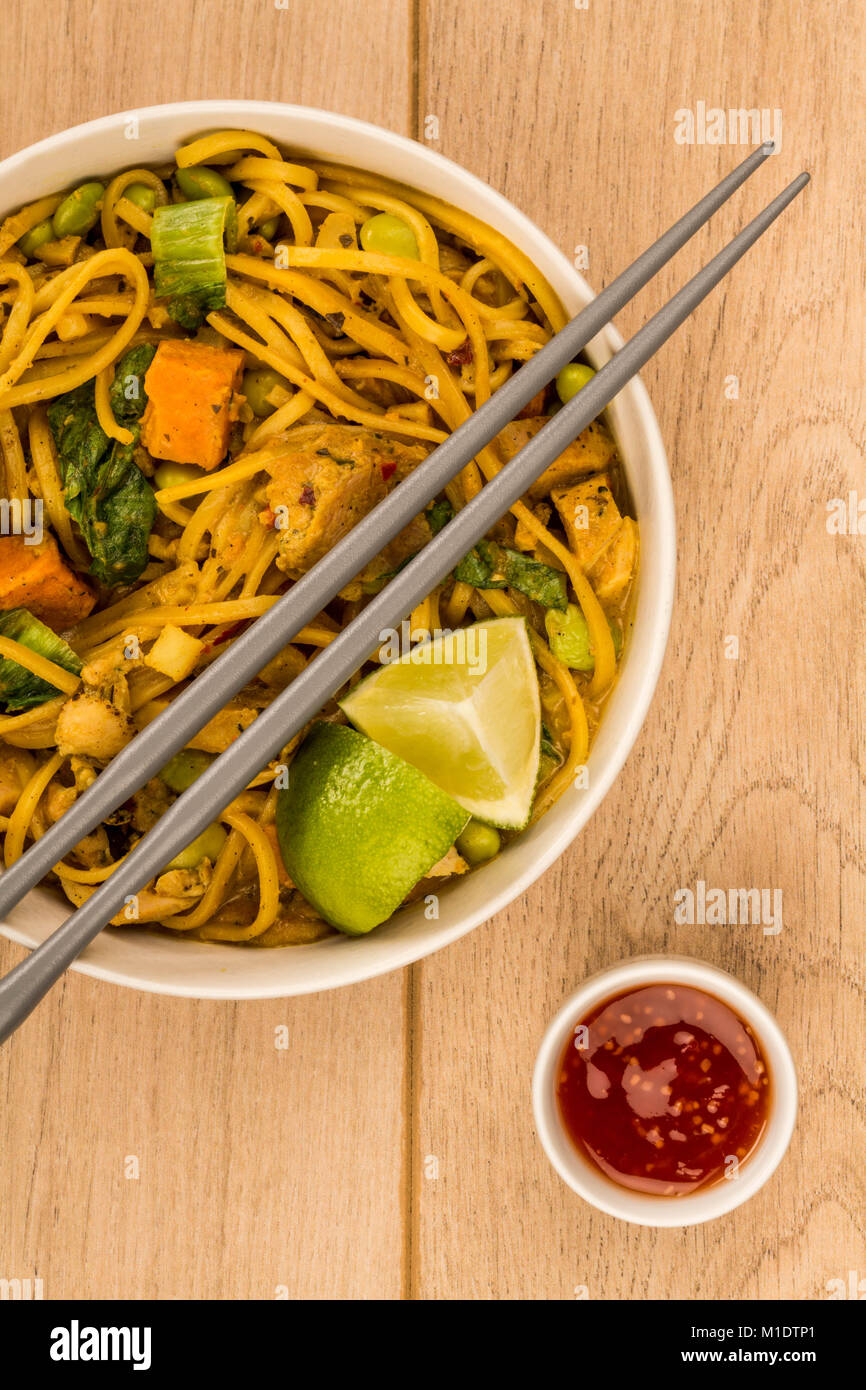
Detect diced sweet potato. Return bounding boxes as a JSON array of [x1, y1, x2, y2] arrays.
[[141, 340, 245, 471], [0, 534, 95, 631]]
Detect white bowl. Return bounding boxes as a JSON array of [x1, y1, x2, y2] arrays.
[[0, 101, 675, 998], [532, 955, 798, 1226]]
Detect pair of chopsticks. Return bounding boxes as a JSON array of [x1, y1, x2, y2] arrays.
[[0, 145, 808, 1042]]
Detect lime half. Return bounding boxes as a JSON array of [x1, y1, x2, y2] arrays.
[[276, 722, 469, 935], [340, 616, 541, 829]]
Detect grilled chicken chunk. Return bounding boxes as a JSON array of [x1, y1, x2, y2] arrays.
[[261, 424, 429, 572]]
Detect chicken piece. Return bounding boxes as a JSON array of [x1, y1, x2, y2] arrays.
[[589, 515, 638, 604], [0, 534, 95, 630], [257, 644, 307, 690], [340, 512, 433, 600], [498, 416, 617, 499], [55, 690, 135, 760], [513, 501, 552, 551], [426, 846, 469, 878], [141, 340, 245, 470], [110, 890, 195, 926], [154, 865, 212, 899], [552, 472, 623, 571], [0, 747, 28, 815], [262, 423, 429, 572]]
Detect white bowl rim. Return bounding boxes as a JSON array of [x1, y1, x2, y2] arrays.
[[0, 100, 676, 998], [532, 954, 798, 1227]]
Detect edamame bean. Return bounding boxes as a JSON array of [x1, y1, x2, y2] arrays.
[[259, 216, 280, 241], [123, 182, 157, 213], [456, 819, 501, 865], [555, 361, 595, 404], [52, 181, 105, 238], [18, 219, 54, 257], [168, 821, 227, 869], [176, 165, 234, 201], [159, 748, 214, 793], [153, 461, 205, 491], [359, 212, 419, 260], [243, 367, 286, 418]]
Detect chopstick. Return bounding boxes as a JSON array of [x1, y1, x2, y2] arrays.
[[0, 154, 808, 1041]]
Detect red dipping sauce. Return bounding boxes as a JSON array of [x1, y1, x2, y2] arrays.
[[556, 983, 771, 1196]]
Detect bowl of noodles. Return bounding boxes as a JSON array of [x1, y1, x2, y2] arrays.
[[0, 102, 674, 997]]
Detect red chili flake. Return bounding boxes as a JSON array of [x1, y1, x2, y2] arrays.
[[299, 485, 316, 506], [250, 236, 267, 255], [200, 620, 249, 655], [380, 461, 397, 482], [446, 338, 473, 367]]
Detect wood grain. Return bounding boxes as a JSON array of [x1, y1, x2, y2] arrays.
[[0, 0, 863, 1302], [412, 0, 865, 1300]]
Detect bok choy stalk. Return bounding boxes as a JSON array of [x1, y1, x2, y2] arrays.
[[151, 195, 236, 328], [0, 608, 82, 710]]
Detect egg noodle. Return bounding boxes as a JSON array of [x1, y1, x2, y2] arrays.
[[0, 129, 637, 945]]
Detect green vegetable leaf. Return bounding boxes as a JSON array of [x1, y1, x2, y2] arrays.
[[47, 376, 156, 588], [425, 499, 454, 535], [455, 540, 567, 610], [544, 604, 623, 671], [109, 343, 156, 425], [151, 196, 233, 327], [0, 608, 82, 711]]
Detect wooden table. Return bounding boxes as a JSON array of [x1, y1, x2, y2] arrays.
[[1, 0, 862, 1301]]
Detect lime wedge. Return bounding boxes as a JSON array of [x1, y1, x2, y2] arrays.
[[340, 616, 541, 829], [276, 722, 469, 935]]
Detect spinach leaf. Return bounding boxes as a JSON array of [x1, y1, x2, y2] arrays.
[[454, 540, 567, 610], [109, 343, 156, 425], [47, 351, 157, 587]]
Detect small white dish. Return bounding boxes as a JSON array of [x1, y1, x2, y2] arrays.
[[532, 955, 797, 1226]]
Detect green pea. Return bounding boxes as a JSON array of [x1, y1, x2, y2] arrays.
[[243, 367, 286, 419], [456, 819, 501, 865], [153, 461, 206, 491], [123, 182, 156, 213], [359, 212, 419, 260], [259, 216, 280, 241], [159, 748, 213, 793], [167, 821, 227, 870], [555, 361, 596, 404], [52, 181, 105, 238], [176, 165, 234, 201], [17, 218, 54, 257]]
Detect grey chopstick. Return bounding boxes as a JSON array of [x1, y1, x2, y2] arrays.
[[0, 143, 773, 927], [0, 165, 808, 1042]]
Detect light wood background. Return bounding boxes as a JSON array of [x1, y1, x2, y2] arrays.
[[0, 0, 862, 1301]]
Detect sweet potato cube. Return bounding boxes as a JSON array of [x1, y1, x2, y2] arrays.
[[141, 340, 245, 471], [0, 534, 95, 631]]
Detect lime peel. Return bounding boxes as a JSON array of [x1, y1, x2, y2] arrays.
[[276, 722, 469, 935], [340, 616, 541, 829]]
